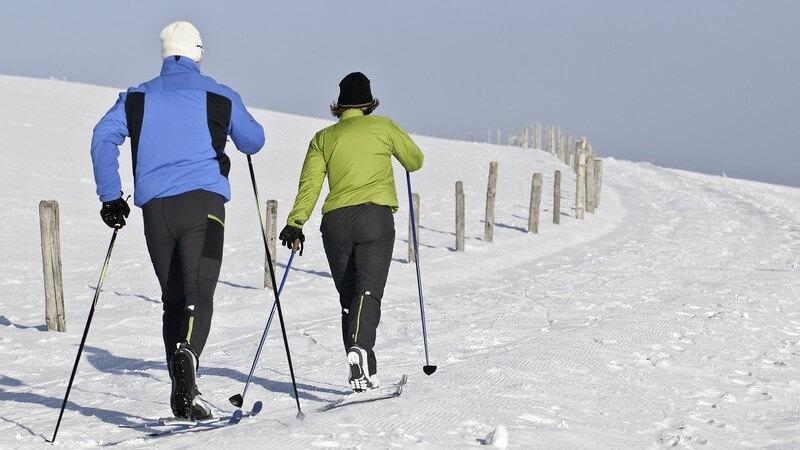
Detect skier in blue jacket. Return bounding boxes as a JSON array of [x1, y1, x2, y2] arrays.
[[90, 21, 264, 420]]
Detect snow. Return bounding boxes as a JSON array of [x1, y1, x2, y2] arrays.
[[1, 74, 799, 448]]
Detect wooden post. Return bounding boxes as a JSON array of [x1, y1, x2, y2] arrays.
[[484, 161, 498, 242], [455, 181, 465, 251], [572, 140, 578, 172], [594, 159, 604, 209], [528, 173, 543, 233], [566, 135, 573, 167], [573, 138, 584, 173], [408, 193, 420, 262], [546, 126, 550, 152], [40, 200, 65, 332], [576, 150, 586, 219], [544, 126, 551, 153], [553, 170, 561, 224], [543, 126, 548, 152], [557, 128, 562, 160], [538, 123, 543, 149], [564, 135, 570, 164], [264, 199, 278, 289], [530, 124, 535, 148], [586, 152, 596, 214], [556, 133, 563, 162]]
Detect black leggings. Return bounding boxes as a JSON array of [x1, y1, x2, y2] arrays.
[[321, 203, 395, 376], [142, 190, 225, 366]]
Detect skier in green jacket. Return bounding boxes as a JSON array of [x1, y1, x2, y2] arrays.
[[280, 72, 424, 391]]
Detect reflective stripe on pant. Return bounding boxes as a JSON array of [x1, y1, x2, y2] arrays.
[[321, 203, 395, 376], [142, 189, 225, 366]]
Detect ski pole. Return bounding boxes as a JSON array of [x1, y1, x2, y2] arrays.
[[406, 171, 437, 375], [51, 225, 123, 442], [229, 249, 295, 414], [245, 155, 305, 420]]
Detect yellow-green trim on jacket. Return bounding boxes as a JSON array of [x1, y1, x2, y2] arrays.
[[286, 109, 424, 228]]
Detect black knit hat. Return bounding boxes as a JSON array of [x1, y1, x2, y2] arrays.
[[337, 72, 373, 107]]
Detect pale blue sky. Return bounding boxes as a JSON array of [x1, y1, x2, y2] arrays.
[[1, 1, 797, 186]]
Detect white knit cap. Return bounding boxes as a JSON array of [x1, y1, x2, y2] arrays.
[[160, 21, 203, 62]]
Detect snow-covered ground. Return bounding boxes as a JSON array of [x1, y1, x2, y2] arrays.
[[1, 75, 799, 448]]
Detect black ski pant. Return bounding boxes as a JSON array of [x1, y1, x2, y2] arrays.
[[320, 203, 395, 376], [142, 189, 225, 367]]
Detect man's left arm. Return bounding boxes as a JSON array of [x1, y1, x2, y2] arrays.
[[229, 92, 265, 155]]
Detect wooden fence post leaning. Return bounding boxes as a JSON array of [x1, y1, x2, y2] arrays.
[[553, 170, 561, 224], [484, 161, 498, 242], [408, 193, 420, 262], [264, 199, 278, 289], [528, 173, 543, 233], [40, 200, 65, 332], [586, 153, 596, 214], [576, 150, 586, 219], [455, 181, 465, 251], [594, 159, 604, 209]]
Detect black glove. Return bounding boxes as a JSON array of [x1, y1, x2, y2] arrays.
[[279, 225, 305, 255], [100, 196, 130, 229]]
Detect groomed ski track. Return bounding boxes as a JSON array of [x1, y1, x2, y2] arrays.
[[0, 76, 799, 448]]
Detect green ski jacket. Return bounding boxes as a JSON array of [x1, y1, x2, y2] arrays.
[[286, 109, 424, 228]]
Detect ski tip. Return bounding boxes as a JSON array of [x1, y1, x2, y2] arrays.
[[252, 401, 263, 414], [296, 411, 306, 421], [229, 409, 243, 425], [423, 365, 437, 375], [229, 393, 244, 408]]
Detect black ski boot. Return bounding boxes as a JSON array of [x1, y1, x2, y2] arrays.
[[170, 343, 212, 420]]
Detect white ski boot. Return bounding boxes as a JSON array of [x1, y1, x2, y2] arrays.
[[347, 345, 380, 392]]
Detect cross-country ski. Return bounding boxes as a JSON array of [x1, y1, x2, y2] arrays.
[[120, 401, 263, 430], [320, 374, 408, 412]]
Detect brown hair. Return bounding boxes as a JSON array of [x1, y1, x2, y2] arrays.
[[330, 98, 380, 118]]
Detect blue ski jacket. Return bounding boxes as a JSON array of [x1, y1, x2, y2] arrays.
[[91, 57, 265, 207]]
